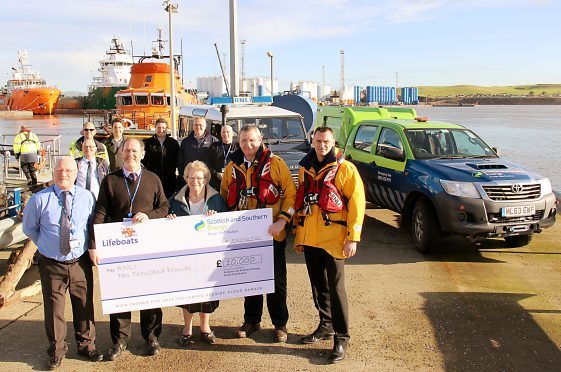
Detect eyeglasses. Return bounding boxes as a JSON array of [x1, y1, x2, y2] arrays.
[[187, 176, 205, 182], [83, 146, 97, 149], [84, 129, 95, 132]]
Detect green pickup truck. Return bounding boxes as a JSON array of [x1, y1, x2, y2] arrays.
[[315, 106, 556, 252]]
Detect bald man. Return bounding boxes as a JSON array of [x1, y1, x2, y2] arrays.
[[23, 157, 102, 370], [208, 124, 238, 189]]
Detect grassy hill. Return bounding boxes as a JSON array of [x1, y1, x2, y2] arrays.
[[418, 84, 561, 97]]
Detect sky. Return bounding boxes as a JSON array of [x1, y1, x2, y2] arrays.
[[0, 0, 560, 93]]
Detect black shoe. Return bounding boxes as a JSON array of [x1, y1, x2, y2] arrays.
[[177, 334, 194, 347], [47, 356, 63, 370], [201, 331, 216, 345], [237, 322, 261, 338], [300, 324, 334, 344], [328, 340, 347, 364], [146, 339, 161, 356], [78, 348, 103, 362], [107, 343, 127, 361]]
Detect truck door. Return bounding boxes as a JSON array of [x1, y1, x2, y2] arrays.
[[369, 127, 408, 212], [344, 124, 380, 204]]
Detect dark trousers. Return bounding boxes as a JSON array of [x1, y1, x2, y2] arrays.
[[243, 239, 288, 327], [21, 162, 37, 183], [38, 254, 96, 358], [303, 246, 350, 343], [110, 308, 163, 345]]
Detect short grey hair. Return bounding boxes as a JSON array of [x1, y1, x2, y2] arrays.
[[240, 124, 262, 137], [183, 160, 211, 184]]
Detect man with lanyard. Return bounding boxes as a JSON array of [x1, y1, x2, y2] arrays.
[[13, 125, 41, 185], [142, 118, 179, 198], [104, 118, 127, 172], [177, 116, 218, 187], [22, 157, 103, 370], [220, 124, 296, 343], [93, 138, 168, 361], [208, 124, 238, 190], [293, 127, 365, 364], [75, 139, 110, 200], [69, 121, 109, 161]]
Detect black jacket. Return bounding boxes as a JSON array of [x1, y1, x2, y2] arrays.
[[208, 141, 239, 189], [142, 135, 180, 198], [177, 131, 218, 185]]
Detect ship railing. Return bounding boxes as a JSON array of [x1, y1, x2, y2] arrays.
[[113, 109, 172, 130], [0, 134, 62, 182]]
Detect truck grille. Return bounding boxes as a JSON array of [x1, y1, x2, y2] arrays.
[[482, 184, 541, 201], [487, 209, 545, 223]]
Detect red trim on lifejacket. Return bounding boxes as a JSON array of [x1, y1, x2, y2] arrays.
[[227, 148, 281, 209], [295, 153, 346, 218]]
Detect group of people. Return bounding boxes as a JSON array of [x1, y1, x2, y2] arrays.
[[21, 116, 365, 370]]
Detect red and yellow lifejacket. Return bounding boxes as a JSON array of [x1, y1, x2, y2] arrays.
[[227, 149, 281, 209], [295, 154, 346, 217]]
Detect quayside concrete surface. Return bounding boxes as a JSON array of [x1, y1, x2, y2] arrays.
[[1, 207, 560, 371]]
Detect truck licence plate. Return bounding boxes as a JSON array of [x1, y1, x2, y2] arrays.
[[501, 205, 536, 217]]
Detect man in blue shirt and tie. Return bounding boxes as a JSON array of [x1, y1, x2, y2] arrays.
[[22, 156, 102, 370], [75, 139, 110, 199]]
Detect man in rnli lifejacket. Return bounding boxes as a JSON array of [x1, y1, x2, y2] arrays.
[[293, 126, 365, 364], [220, 124, 296, 343]]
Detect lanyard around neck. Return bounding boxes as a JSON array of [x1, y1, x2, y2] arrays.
[[222, 143, 232, 166], [124, 170, 143, 217], [54, 188, 76, 223]]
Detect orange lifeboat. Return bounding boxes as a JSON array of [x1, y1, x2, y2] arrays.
[[114, 30, 196, 130]]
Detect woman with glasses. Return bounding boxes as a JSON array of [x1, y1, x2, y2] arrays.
[[167, 160, 228, 346]]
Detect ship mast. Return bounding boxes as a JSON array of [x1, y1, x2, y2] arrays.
[[164, 1, 178, 138]]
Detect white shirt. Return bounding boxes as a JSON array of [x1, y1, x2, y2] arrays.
[[122, 167, 142, 180], [76, 157, 100, 199], [243, 156, 254, 169], [188, 198, 206, 215]]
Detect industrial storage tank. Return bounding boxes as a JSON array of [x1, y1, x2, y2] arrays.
[[273, 93, 317, 132], [400, 87, 419, 104]]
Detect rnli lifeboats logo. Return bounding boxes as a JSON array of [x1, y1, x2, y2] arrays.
[[101, 227, 139, 247], [121, 227, 137, 238], [195, 220, 206, 231]]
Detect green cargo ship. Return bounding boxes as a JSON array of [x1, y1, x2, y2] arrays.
[[84, 38, 133, 110]]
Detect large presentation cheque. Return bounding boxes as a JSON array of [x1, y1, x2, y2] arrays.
[[94, 209, 273, 314]]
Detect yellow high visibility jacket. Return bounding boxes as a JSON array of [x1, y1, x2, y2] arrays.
[[293, 150, 365, 259], [69, 137, 109, 161], [13, 130, 40, 155], [220, 147, 296, 242]]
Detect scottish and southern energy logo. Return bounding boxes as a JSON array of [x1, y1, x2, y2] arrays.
[[194, 220, 206, 231]]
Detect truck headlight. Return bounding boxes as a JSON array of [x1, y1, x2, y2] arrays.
[[538, 177, 553, 196], [440, 180, 481, 198]]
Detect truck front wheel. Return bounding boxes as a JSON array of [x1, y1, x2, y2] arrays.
[[504, 234, 533, 248], [411, 199, 441, 253]]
